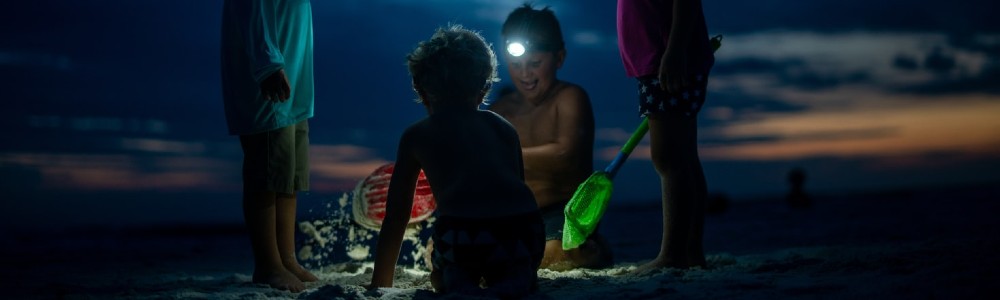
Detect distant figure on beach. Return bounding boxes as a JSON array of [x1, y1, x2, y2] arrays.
[[786, 167, 812, 208], [488, 3, 613, 271], [706, 192, 730, 214], [369, 25, 544, 298], [220, 0, 317, 292], [617, 0, 715, 272]]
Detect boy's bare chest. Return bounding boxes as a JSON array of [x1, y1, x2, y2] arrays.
[[504, 103, 559, 146]]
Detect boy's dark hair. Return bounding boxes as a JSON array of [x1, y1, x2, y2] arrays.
[[501, 3, 565, 53], [407, 24, 499, 106]]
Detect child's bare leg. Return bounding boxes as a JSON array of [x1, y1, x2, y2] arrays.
[[544, 234, 613, 270], [244, 189, 305, 292], [688, 157, 708, 267], [430, 268, 444, 292], [276, 192, 317, 282], [540, 241, 573, 270], [634, 115, 704, 274], [573, 233, 614, 269]]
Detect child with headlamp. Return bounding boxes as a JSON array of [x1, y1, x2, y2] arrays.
[[488, 3, 613, 271]]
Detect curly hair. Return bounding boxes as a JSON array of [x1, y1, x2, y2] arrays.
[[406, 24, 499, 107]]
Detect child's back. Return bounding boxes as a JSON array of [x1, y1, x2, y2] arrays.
[[406, 108, 537, 218], [370, 25, 544, 298]]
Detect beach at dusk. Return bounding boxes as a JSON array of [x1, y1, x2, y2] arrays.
[[2, 0, 999, 299]]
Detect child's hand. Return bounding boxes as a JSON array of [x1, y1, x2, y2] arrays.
[[260, 69, 291, 102], [658, 47, 689, 94]]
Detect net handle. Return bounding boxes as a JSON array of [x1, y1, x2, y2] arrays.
[[603, 118, 649, 179]]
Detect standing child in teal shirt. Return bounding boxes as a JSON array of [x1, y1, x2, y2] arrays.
[[221, 0, 316, 292]]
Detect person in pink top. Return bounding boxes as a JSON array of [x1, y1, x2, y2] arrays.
[[617, 0, 715, 273]]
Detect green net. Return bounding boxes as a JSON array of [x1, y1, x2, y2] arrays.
[[562, 171, 614, 250]]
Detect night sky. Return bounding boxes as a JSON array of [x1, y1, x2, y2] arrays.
[[2, 0, 998, 230]]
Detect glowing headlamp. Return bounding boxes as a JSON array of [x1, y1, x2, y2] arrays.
[[505, 39, 529, 57]]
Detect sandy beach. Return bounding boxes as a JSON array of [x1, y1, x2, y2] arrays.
[[4, 1, 1000, 299], [3, 184, 998, 299]]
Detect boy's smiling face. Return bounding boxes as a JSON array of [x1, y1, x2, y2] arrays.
[[504, 50, 564, 103]]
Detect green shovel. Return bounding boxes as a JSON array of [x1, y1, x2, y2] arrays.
[[562, 35, 723, 250], [562, 117, 648, 250]]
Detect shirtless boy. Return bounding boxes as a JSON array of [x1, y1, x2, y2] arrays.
[[488, 4, 612, 270]]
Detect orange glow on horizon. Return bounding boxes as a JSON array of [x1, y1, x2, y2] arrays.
[[0, 153, 239, 192], [598, 90, 1000, 167], [701, 91, 1000, 161], [0, 144, 392, 193]]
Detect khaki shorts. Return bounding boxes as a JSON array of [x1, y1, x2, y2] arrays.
[[239, 120, 309, 194]]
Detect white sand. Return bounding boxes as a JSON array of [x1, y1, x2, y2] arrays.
[[6, 186, 998, 299]]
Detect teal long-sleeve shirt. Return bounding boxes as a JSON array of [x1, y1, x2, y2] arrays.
[[221, 0, 314, 135]]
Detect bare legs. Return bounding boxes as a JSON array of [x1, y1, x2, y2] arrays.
[[244, 189, 316, 292], [275, 193, 318, 282], [634, 115, 707, 274]]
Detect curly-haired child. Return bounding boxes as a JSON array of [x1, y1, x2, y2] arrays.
[[369, 25, 544, 298]]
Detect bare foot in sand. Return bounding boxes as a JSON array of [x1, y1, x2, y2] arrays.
[[631, 258, 672, 276], [282, 261, 318, 282], [631, 257, 704, 275], [254, 268, 305, 292]]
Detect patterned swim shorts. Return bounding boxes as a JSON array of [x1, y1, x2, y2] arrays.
[[637, 74, 709, 117]]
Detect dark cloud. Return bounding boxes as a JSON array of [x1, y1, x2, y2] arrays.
[[923, 47, 957, 74], [701, 127, 898, 147], [888, 34, 1000, 95], [713, 57, 871, 91], [706, 0, 1000, 34], [895, 60, 1000, 95], [708, 91, 810, 114], [945, 32, 1000, 53], [781, 70, 871, 91], [892, 54, 920, 71], [700, 87, 811, 126], [712, 57, 807, 75], [898, 74, 1000, 96], [697, 91, 812, 134]]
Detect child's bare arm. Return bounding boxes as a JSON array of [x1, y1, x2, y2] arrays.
[[660, 0, 699, 93], [370, 130, 421, 288], [510, 122, 527, 181]]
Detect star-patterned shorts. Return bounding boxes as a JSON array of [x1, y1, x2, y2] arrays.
[[637, 73, 709, 117]]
